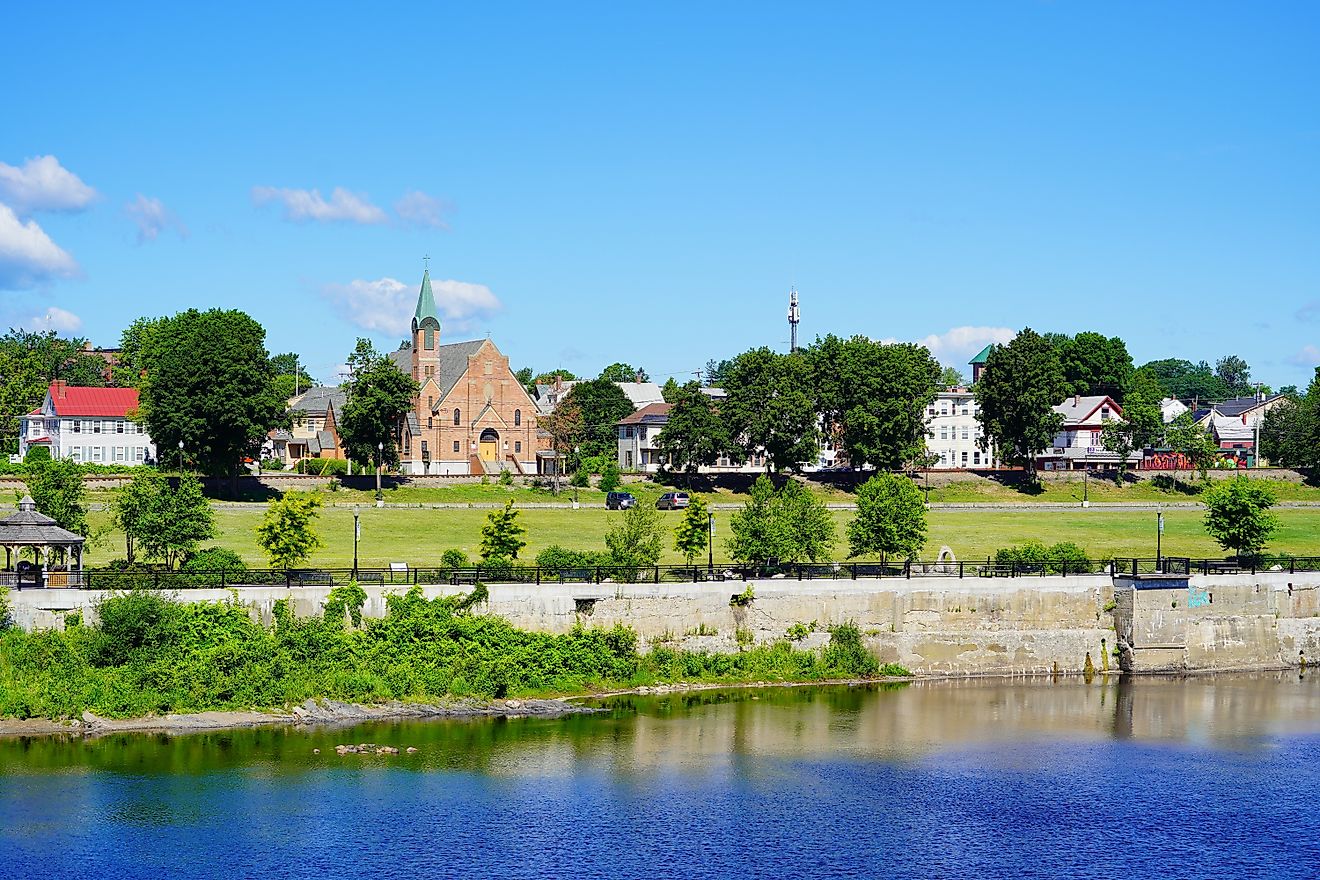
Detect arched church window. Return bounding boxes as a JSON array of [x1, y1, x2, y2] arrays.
[[514, 409, 521, 427], [453, 408, 461, 426]]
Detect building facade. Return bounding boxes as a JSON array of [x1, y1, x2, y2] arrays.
[[394, 270, 546, 475], [924, 388, 991, 469], [1035, 394, 1138, 471], [18, 381, 156, 465]]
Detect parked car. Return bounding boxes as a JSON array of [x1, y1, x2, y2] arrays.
[[606, 491, 637, 510], [655, 492, 690, 510]]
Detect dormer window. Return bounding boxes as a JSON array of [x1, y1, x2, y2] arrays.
[[1101, 406, 1111, 421]]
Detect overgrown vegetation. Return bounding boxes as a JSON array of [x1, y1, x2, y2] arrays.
[[0, 589, 904, 719], [993, 540, 1095, 573]]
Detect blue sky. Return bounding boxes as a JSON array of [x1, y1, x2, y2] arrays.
[[3, 3, 1318, 389]]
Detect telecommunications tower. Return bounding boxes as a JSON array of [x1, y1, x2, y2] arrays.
[[788, 286, 800, 352]]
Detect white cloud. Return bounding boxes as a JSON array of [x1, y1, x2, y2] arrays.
[[0, 203, 80, 289], [394, 190, 451, 228], [1286, 345, 1320, 368], [880, 325, 1017, 363], [24, 305, 83, 333], [252, 186, 387, 224], [125, 194, 187, 243], [1297, 301, 1320, 324], [321, 276, 503, 335], [0, 155, 98, 214]]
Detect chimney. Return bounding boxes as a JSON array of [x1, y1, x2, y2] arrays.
[[634, 371, 642, 383], [1073, 393, 1080, 406], [554, 375, 562, 392], [53, 380, 68, 400]]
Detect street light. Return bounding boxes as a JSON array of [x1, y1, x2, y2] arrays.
[[1156, 507, 1164, 571], [177, 439, 184, 472], [707, 511, 714, 573], [1082, 454, 1089, 507], [375, 441, 384, 506], [353, 506, 361, 577]]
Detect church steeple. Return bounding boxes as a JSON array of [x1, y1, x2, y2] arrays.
[[411, 265, 442, 385], [412, 268, 441, 334]]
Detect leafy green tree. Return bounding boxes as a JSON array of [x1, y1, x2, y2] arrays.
[[1165, 413, 1219, 480], [136, 309, 288, 495], [806, 335, 940, 471], [605, 504, 664, 569], [514, 366, 536, 393], [1139, 358, 1228, 402], [727, 476, 835, 564], [598, 362, 649, 382], [25, 458, 89, 537], [1202, 477, 1278, 559], [533, 369, 576, 385], [847, 473, 926, 562], [1260, 369, 1320, 469], [480, 500, 527, 561], [562, 378, 634, 463], [540, 399, 582, 493], [110, 317, 164, 387], [1049, 331, 1133, 400], [255, 490, 323, 569], [1100, 367, 1164, 480], [660, 377, 681, 402], [703, 358, 734, 387], [722, 347, 820, 472], [0, 329, 108, 454], [269, 352, 315, 401], [655, 381, 729, 479], [1215, 355, 1253, 398], [938, 366, 965, 388], [598, 460, 622, 492], [973, 328, 1066, 482], [674, 495, 710, 564], [112, 473, 215, 570], [338, 338, 419, 469]]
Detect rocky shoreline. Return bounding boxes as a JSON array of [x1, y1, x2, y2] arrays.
[[0, 697, 596, 738]]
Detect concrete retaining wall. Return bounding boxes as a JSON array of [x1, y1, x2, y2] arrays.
[[11, 572, 1320, 676]]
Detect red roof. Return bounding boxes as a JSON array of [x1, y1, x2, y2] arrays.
[[617, 402, 672, 425], [46, 382, 140, 418]]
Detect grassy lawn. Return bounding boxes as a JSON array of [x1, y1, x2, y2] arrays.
[[923, 474, 1320, 504], [83, 505, 1320, 569]]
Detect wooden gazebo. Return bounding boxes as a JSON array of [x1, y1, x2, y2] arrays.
[[0, 496, 85, 589]]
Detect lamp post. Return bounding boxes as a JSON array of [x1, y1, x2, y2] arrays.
[[177, 439, 184, 472], [1156, 507, 1164, 571], [353, 506, 360, 578], [707, 511, 714, 573], [1082, 454, 1089, 507], [375, 441, 384, 507]]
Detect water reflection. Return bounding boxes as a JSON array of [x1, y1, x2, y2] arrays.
[[1, 672, 1315, 780]]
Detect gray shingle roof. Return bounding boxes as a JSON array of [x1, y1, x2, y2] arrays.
[[389, 339, 487, 403], [289, 386, 346, 414], [0, 497, 85, 546]]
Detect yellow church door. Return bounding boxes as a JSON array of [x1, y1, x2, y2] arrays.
[[479, 428, 499, 461]]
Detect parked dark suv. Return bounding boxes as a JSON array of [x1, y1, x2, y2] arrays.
[[655, 492, 690, 510], [605, 491, 637, 510]]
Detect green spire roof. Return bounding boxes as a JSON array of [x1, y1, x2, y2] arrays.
[[968, 344, 993, 365], [413, 269, 440, 330]]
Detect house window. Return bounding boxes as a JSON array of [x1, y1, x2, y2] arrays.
[[71, 447, 82, 461], [453, 408, 461, 426], [427, 396, 433, 410], [92, 446, 103, 462], [484, 361, 493, 376], [93, 421, 102, 434], [961, 405, 969, 416], [134, 447, 145, 462], [116, 421, 125, 434], [453, 441, 460, 453], [940, 405, 948, 416], [424, 328, 435, 350], [940, 427, 948, 440], [974, 451, 981, 465], [626, 451, 633, 469], [961, 451, 968, 466], [625, 426, 634, 439], [421, 441, 428, 455], [1101, 406, 1111, 420], [642, 451, 649, 465], [115, 447, 126, 462], [962, 427, 969, 440], [515, 441, 522, 453], [71, 420, 81, 433], [427, 417, 433, 429], [928, 406, 936, 415], [424, 366, 435, 379], [514, 409, 521, 427]]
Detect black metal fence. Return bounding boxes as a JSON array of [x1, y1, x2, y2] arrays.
[[5, 556, 1320, 590]]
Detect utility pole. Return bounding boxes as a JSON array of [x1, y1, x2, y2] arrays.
[[787, 286, 800, 353]]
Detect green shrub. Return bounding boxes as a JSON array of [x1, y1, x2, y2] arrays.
[[0, 586, 11, 630], [498, 469, 513, 486], [260, 457, 285, 471], [598, 461, 622, 493], [822, 622, 879, 676], [995, 540, 1094, 573], [535, 545, 610, 570], [324, 581, 368, 627], [440, 548, 470, 569], [298, 458, 349, 476], [23, 446, 51, 465], [569, 468, 590, 488]]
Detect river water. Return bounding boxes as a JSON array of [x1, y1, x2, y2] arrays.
[[2, 674, 1318, 879]]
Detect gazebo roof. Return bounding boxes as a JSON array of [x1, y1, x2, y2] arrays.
[[0, 496, 85, 546]]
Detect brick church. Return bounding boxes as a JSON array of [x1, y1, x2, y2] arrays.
[[391, 270, 548, 475]]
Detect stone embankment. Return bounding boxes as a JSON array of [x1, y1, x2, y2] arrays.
[[0, 697, 592, 738]]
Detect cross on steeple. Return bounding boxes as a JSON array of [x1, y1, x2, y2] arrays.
[[423, 254, 431, 271]]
